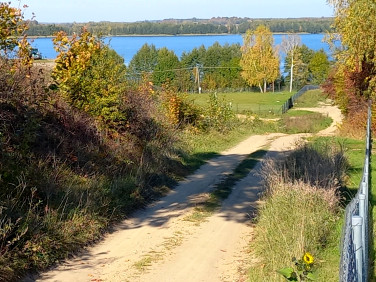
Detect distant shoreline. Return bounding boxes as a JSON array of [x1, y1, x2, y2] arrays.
[[27, 32, 320, 39]]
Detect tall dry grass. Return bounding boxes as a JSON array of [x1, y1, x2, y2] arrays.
[[248, 142, 347, 281]]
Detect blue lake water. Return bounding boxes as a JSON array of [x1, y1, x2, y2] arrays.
[[29, 34, 329, 65]]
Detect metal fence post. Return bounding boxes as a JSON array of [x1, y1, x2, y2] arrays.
[[340, 102, 371, 281], [352, 216, 364, 281], [358, 194, 367, 266], [361, 181, 367, 195]]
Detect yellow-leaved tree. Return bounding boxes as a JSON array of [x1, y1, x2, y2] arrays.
[[328, 0, 376, 94], [0, 2, 32, 66], [325, 0, 376, 126], [52, 28, 127, 125], [240, 25, 279, 93]]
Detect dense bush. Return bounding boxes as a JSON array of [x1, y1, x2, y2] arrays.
[[198, 92, 236, 132]]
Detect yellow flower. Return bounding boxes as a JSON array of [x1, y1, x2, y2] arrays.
[[303, 252, 314, 265]]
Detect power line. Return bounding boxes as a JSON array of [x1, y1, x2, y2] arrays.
[[127, 65, 242, 76]]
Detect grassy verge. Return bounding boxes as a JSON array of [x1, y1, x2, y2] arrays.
[[247, 135, 375, 281], [280, 110, 333, 134], [312, 137, 376, 279], [340, 137, 376, 278], [294, 89, 330, 107], [248, 138, 351, 281]]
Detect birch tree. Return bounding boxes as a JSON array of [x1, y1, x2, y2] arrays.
[[281, 34, 301, 92], [240, 26, 279, 93]]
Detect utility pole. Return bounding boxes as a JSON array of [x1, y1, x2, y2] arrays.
[[290, 53, 294, 93], [195, 65, 201, 94]]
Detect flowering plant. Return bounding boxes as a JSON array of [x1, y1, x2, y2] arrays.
[[277, 252, 317, 281]]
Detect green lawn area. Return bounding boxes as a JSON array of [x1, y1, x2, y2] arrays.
[[294, 89, 330, 107], [186, 91, 292, 116]]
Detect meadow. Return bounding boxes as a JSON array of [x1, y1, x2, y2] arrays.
[[186, 91, 292, 116]]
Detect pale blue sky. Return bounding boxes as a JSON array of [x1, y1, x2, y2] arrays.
[[20, 0, 333, 23]]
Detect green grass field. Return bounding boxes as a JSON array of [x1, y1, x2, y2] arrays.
[[294, 89, 330, 108], [186, 91, 292, 116]]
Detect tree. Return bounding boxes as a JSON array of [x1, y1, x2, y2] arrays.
[[284, 45, 315, 90], [328, 0, 376, 96], [52, 29, 127, 122], [200, 42, 243, 91], [128, 43, 158, 76], [281, 34, 301, 92], [308, 50, 330, 85], [0, 2, 31, 65], [181, 46, 206, 92], [152, 47, 180, 86], [240, 26, 279, 93], [180, 45, 206, 69], [203, 42, 223, 72]]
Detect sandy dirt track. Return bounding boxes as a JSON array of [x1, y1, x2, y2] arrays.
[[29, 104, 342, 282]]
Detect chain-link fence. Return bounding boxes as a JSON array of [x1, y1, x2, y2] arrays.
[[340, 104, 372, 282], [281, 85, 320, 114]]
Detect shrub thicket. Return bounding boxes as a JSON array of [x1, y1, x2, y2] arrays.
[[0, 31, 180, 282]]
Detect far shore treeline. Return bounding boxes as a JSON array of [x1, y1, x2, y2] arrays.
[[26, 17, 333, 37]]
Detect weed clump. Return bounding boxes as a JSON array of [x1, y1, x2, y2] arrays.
[[261, 140, 349, 190]]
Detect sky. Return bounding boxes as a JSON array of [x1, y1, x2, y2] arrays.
[[19, 0, 334, 23]]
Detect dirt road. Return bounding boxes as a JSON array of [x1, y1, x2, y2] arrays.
[[32, 105, 342, 282]]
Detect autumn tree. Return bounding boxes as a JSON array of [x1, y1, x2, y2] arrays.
[[52, 29, 127, 123], [240, 26, 279, 93], [328, 0, 376, 97], [325, 0, 376, 124], [0, 2, 32, 65]]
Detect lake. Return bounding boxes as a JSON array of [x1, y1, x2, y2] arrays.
[[29, 34, 329, 65]]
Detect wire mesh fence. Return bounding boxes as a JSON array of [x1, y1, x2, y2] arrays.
[[339, 103, 372, 282], [281, 85, 320, 114]]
